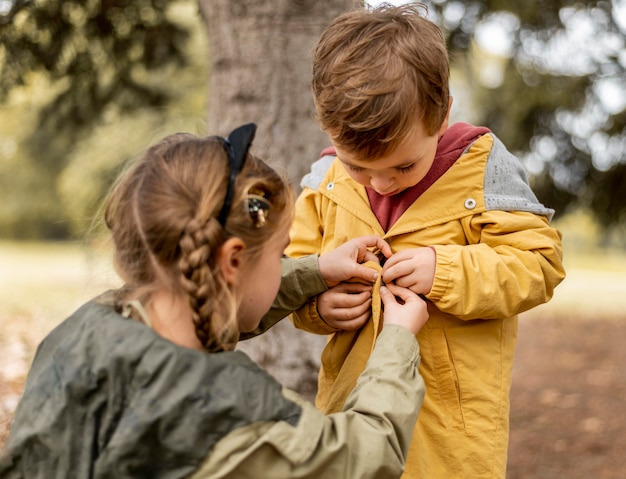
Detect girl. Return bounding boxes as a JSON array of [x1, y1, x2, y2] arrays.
[[0, 124, 428, 479]]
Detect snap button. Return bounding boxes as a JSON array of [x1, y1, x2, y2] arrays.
[[326, 182, 335, 190], [464, 198, 476, 210]]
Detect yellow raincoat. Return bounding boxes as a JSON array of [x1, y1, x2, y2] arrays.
[[286, 131, 565, 478]]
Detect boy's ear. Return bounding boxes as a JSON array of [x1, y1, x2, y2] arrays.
[[438, 97, 454, 136], [218, 237, 246, 286]]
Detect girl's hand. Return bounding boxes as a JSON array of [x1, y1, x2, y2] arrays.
[[318, 236, 392, 287], [317, 282, 373, 331], [380, 283, 429, 336]]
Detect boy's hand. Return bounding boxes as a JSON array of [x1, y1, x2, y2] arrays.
[[380, 283, 429, 336], [318, 236, 392, 287], [317, 281, 373, 331], [381, 247, 436, 295]]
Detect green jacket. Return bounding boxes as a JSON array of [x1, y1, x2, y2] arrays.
[[1, 263, 424, 478], [286, 129, 566, 478]]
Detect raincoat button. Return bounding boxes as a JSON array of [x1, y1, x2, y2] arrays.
[[326, 182, 335, 190], [464, 198, 476, 209]]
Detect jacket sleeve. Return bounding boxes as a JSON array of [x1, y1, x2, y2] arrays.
[[239, 255, 328, 340], [285, 188, 340, 335], [428, 209, 566, 319], [191, 325, 424, 479], [285, 187, 325, 259]]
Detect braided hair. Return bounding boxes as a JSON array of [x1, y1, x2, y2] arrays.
[[104, 132, 293, 352]]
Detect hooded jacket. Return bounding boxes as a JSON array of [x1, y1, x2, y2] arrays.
[[286, 124, 566, 478]]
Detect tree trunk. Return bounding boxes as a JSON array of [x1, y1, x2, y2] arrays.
[[199, 0, 358, 400], [199, 0, 355, 184]]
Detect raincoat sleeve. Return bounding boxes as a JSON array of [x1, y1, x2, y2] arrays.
[[191, 324, 424, 479], [428, 209, 566, 319], [285, 187, 340, 335], [239, 254, 328, 339]]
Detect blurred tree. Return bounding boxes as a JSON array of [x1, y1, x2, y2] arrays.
[[1, 0, 624, 232], [0, 0, 193, 238], [0, 0, 188, 133], [429, 0, 626, 228], [199, 0, 354, 184]]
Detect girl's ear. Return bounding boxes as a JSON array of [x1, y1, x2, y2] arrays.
[[218, 237, 246, 287]]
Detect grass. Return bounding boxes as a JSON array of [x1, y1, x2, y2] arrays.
[[0, 240, 120, 338], [525, 247, 626, 320]]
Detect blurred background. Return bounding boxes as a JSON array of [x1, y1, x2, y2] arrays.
[[1, 0, 625, 477]]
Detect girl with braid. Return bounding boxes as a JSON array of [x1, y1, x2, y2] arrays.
[[1, 124, 429, 479]]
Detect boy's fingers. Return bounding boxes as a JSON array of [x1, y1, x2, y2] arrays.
[[330, 313, 370, 331]]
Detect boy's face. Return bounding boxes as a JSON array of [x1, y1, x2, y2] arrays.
[[335, 117, 449, 196]]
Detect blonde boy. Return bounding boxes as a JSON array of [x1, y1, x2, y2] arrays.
[[286, 4, 565, 478]]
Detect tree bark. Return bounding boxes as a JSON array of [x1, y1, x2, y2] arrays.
[[200, 0, 356, 184], [199, 0, 359, 399]]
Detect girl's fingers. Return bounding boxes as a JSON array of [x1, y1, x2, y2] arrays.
[[333, 281, 372, 293], [333, 294, 372, 311], [383, 282, 420, 303], [360, 250, 380, 265], [372, 237, 392, 258], [350, 263, 379, 282]]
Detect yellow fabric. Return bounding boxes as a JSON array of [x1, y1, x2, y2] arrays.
[[316, 261, 383, 413], [287, 134, 566, 478]]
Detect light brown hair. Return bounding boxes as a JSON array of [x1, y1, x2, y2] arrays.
[[312, 3, 450, 159], [104, 133, 293, 351]]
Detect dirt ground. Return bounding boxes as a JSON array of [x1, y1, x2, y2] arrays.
[[507, 313, 626, 478]]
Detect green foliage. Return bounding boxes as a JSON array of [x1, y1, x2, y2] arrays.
[[0, 0, 207, 239], [431, 0, 626, 227], [58, 108, 209, 238], [0, 140, 68, 238], [1, 0, 189, 130]]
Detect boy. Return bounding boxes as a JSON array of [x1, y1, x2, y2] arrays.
[[285, 4, 566, 478]]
